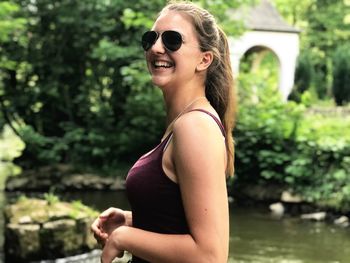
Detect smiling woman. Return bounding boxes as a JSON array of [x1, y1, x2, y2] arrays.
[[91, 1, 236, 263]]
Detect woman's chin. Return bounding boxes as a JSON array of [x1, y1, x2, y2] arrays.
[[151, 76, 170, 88]]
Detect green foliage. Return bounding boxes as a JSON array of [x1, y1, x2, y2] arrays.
[[0, 0, 164, 169], [0, 1, 27, 70], [0, 1, 27, 130], [273, 0, 314, 27], [235, 69, 350, 210], [0, 124, 25, 162], [306, 0, 350, 100], [0, 125, 25, 188], [235, 70, 304, 184], [195, 0, 258, 36], [285, 139, 350, 211], [234, 0, 350, 208], [0, 2, 26, 39], [43, 191, 60, 206], [275, 0, 350, 102], [289, 52, 315, 102], [17, 194, 27, 202], [298, 112, 350, 143], [0, 0, 254, 172], [332, 44, 350, 106], [70, 200, 98, 219]]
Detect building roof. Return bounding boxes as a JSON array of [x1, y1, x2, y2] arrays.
[[238, 0, 300, 33]]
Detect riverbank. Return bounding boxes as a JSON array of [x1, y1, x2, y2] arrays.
[[5, 164, 350, 223], [4, 164, 350, 220]]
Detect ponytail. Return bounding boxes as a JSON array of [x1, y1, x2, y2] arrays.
[[205, 27, 236, 176]]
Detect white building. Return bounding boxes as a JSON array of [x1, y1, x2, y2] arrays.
[[230, 0, 300, 100]]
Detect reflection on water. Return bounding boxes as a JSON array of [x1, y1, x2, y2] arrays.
[[2, 191, 350, 263], [229, 205, 350, 263]]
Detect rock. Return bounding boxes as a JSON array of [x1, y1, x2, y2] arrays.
[[18, 215, 32, 224], [76, 218, 98, 250], [63, 173, 117, 190], [300, 212, 327, 221], [5, 199, 49, 224], [281, 191, 303, 203], [4, 197, 99, 262], [5, 164, 126, 192], [334, 216, 349, 227], [269, 202, 285, 216], [41, 219, 83, 257], [5, 223, 40, 261], [5, 176, 31, 191]]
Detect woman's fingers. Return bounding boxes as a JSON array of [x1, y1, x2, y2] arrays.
[[91, 216, 109, 245], [100, 208, 126, 224], [91, 207, 126, 247]]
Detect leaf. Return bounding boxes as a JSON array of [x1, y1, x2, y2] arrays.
[[0, 125, 25, 161]]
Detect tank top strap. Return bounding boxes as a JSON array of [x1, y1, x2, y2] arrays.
[[187, 109, 226, 137]]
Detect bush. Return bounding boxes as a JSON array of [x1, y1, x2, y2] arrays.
[[234, 71, 350, 210], [332, 44, 350, 106], [289, 52, 315, 102], [235, 71, 304, 184], [285, 139, 350, 211]]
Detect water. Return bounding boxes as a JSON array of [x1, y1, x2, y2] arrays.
[[2, 191, 350, 263], [229, 206, 350, 263]]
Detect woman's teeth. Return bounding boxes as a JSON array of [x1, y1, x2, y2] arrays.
[[154, 61, 173, 68]]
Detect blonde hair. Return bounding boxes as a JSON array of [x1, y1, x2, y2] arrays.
[[161, 1, 236, 176]]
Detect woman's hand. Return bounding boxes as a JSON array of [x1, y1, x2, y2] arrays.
[[91, 207, 127, 246], [100, 227, 126, 263]]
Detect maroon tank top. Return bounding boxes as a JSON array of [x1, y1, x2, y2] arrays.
[[125, 109, 225, 263]]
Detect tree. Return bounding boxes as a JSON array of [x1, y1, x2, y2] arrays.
[[1, 0, 166, 168], [274, 0, 350, 101], [0, 0, 255, 171], [332, 44, 350, 105], [0, 1, 26, 129]]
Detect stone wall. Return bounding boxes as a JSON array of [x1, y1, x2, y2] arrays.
[[5, 164, 125, 192], [4, 197, 99, 262]]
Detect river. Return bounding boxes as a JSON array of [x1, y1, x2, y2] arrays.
[[1, 191, 350, 263]]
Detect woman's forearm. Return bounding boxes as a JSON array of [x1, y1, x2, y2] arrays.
[[112, 225, 225, 263]]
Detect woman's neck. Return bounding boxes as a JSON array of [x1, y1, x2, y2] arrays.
[[160, 76, 207, 123], [163, 91, 207, 125]]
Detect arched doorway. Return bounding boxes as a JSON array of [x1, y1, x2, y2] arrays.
[[239, 46, 280, 103]]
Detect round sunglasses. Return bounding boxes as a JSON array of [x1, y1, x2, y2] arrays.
[[141, 30, 184, 52]]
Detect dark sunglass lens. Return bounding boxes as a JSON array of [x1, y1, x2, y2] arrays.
[[162, 31, 182, 51], [141, 31, 157, 51]]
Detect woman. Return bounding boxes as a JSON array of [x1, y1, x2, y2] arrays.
[[91, 1, 236, 262]]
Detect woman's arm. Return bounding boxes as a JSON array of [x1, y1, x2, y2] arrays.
[[103, 112, 229, 263]]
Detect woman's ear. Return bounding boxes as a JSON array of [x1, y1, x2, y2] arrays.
[[196, 51, 213, 72]]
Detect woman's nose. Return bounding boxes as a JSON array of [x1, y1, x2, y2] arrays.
[[150, 35, 165, 53]]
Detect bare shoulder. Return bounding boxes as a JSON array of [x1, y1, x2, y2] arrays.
[[171, 110, 226, 165], [171, 109, 226, 183], [172, 110, 224, 141]]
